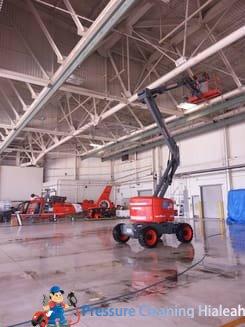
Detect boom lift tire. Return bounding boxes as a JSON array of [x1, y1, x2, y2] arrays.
[[138, 226, 159, 248], [113, 223, 130, 243], [176, 223, 193, 243]]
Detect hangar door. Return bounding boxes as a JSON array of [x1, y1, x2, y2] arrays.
[[201, 185, 223, 218]]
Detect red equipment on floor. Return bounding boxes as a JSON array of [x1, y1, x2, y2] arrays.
[[81, 185, 116, 218], [130, 196, 175, 224], [12, 195, 82, 221], [112, 77, 203, 248], [31, 312, 48, 327], [31, 308, 80, 327]]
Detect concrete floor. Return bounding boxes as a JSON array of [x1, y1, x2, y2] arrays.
[[0, 219, 244, 327]]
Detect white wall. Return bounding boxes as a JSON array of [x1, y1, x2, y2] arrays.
[[44, 155, 112, 202], [45, 155, 112, 183], [167, 122, 245, 217], [178, 129, 225, 172], [0, 166, 43, 201], [79, 157, 111, 181], [44, 122, 245, 215], [113, 151, 155, 205], [45, 156, 76, 181], [43, 179, 114, 203]]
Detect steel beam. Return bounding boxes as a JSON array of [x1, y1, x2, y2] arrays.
[[147, 0, 239, 69], [98, 1, 153, 57], [159, 0, 215, 44], [63, 0, 85, 36], [27, 0, 64, 63], [21, 25, 245, 165], [0, 68, 125, 103], [82, 90, 245, 159], [8, 80, 27, 111], [0, 69, 47, 86], [14, 27, 50, 79], [159, 0, 239, 45], [0, 68, 182, 117], [182, 0, 190, 57], [205, 25, 242, 88], [0, 0, 137, 157], [77, 27, 245, 158]]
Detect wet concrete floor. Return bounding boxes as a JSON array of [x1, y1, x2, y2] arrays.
[[0, 218, 244, 326]]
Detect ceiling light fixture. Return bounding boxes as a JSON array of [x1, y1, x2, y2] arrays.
[[90, 143, 101, 148], [66, 74, 85, 86], [177, 102, 199, 110]]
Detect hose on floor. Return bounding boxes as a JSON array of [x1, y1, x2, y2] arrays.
[[8, 233, 221, 327]]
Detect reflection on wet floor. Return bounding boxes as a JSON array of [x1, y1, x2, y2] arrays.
[[112, 242, 195, 294], [0, 218, 245, 326]]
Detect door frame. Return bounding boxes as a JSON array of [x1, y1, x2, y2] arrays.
[[192, 195, 200, 218], [200, 184, 223, 219]]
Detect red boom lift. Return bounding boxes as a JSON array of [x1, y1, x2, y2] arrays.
[[112, 77, 205, 248]]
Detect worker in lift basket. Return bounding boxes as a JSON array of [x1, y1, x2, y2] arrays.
[[43, 285, 70, 326]]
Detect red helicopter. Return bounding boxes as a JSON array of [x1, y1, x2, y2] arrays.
[[12, 185, 116, 223], [81, 185, 116, 219], [11, 195, 82, 222]]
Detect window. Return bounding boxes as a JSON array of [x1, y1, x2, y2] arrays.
[[163, 200, 172, 209], [121, 154, 129, 161]]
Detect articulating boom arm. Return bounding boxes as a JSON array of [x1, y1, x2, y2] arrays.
[[138, 86, 180, 197], [138, 77, 204, 197]]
